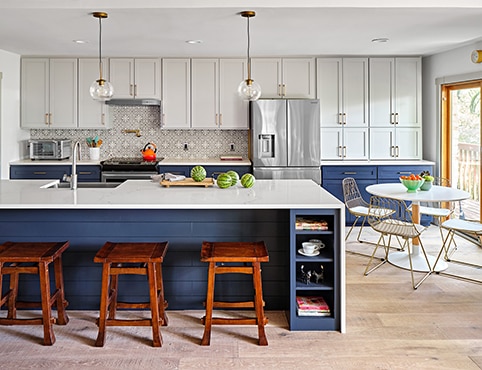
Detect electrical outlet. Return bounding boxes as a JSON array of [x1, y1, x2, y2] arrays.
[[183, 143, 188, 150], [229, 143, 235, 152]]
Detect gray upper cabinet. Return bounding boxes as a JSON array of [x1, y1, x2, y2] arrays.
[[109, 58, 161, 99], [78, 58, 109, 128], [251, 58, 315, 98], [21, 58, 78, 128], [161, 59, 191, 129]]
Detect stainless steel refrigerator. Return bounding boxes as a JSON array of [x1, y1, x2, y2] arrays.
[[250, 99, 321, 184]]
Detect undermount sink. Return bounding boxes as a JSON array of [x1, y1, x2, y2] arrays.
[[42, 182, 122, 189]]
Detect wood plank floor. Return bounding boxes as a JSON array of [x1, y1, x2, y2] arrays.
[[0, 225, 481, 369]]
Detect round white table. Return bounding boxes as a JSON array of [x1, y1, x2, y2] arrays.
[[365, 183, 470, 272]]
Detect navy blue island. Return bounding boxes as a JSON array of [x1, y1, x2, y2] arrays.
[[0, 179, 345, 332]]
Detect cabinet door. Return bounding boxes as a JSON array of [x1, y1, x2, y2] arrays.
[[49, 58, 78, 128], [396, 127, 421, 159], [219, 59, 248, 129], [317, 58, 342, 128], [342, 58, 369, 127], [369, 58, 394, 127], [161, 59, 191, 129], [369, 128, 394, 160], [109, 58, 134, 98], [282, 58, 315, 98], [191, 59, 219, 129], [321, 128, 342, 160], [251, 58, 282, 98], [21, 58, 49, 128], [344, 128, 368, 160], [395, 58, 421, 128], [134, 58, 161, 98], [78, 58, 109, 128]]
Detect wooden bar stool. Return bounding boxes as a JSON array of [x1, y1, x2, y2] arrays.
[[0, 241, 70, 345], [200, 241, 269, 346], [93, 241, 168, 347]]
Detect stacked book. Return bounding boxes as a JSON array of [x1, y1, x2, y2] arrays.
[[296, 295, 331, 316], [295, 217, 329, 231]]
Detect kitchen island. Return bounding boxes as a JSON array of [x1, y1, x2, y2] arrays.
[[0, 179, 345, 332]]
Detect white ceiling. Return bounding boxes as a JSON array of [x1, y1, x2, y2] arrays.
[[2, 0, 482, 58]]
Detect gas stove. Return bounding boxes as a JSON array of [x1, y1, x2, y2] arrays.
[[100, 157, 164, 172]]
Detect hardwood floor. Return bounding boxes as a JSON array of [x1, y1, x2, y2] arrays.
[[0, 225, 481, 369]]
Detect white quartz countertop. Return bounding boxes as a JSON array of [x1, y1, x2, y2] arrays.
[[10, 158, 252, 166], [320, 160, 435, 166], [0, 179, 343, 210]]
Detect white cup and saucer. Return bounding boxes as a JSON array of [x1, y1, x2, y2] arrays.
[[298, 242, 321, 256]]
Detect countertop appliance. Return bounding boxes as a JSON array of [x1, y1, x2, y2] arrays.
[[29, 139, 72, 160], [100, 157, 164, 182], [250, 99, 321, 184]]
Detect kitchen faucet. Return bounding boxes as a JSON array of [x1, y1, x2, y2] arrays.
[[63, 141, 81, 190]]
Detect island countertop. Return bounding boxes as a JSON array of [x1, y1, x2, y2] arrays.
[[0, 179, 343, 210]]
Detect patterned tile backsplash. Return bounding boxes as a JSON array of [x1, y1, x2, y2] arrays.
[[30, 106, 249, 160]]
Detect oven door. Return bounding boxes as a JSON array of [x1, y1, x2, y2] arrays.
[[101, 171, 158, 182]]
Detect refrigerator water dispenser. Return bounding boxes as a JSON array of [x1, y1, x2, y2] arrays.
[[259, 134, 275, 158]]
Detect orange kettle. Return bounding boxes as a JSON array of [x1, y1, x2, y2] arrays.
[[141, 142, 157, 161]]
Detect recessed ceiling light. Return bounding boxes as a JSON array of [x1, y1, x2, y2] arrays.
[[186, 40, 203, 44], [372, 38, 389, 43], [73, 40, 88, 44]]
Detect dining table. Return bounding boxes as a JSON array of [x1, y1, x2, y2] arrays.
[[365, 183, 470, 273]]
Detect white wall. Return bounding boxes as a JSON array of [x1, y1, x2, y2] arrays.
[[0, 50, 27, 179], [422, 41, 482, 172]]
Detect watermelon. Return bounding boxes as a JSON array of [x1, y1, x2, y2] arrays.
[[216, 173, 232, 189], [191, 165, 206, 182], [240, 173, 255, 188], [226, 170, 239, 186]]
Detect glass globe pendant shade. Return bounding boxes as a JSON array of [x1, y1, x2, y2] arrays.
[[90, 79, 114, 101], [238, 78, 261, 101]]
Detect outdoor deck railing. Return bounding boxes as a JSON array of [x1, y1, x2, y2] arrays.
[[457, 142, 480, 202]]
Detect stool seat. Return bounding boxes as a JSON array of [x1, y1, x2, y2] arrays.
[[201, 241, 269, 346], [0, 241, 70, 345], [94, 241, 168, 347]]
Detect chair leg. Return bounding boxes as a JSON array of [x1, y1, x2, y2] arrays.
[[356, 217, 367, 242], [156, 262, 168, 326], [407, 239, 433, 290], [7, 270, 19, 319], [252, 262, 268, 346], [201, 262, 216, 346], [345, 216, 361, 241], [38, 261, 55, 345], [53, 256, 69, 325], [95, 263, 111, 347], [147, 263, 162, 347], [364, 234, 388, 275]]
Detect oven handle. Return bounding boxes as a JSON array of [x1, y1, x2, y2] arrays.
[[101, 171, 158, 182]]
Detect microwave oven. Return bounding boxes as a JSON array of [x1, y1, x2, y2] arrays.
[[29, 139, 72, 160]]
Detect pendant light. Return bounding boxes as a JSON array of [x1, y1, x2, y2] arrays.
[[238, 11, 261, 101], [90, 12, 114, 101]]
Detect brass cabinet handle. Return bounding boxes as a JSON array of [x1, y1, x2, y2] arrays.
[[343, 113, 346, 125], [219, 113, 223, 126], [45, 113, 49, 125], [343, 146, 347, 157], [395, 112, 399, 125], [130, 84, 134, 96], [161, 113, 165, 127], [78, 172, 92, 175], [338, 146, 343, 157], [278, 84, 282, 96], [101, 113, 105, 126], [134, 84, 138, 97], [338, 113, 343, 125], [33, 171, 47, 175]]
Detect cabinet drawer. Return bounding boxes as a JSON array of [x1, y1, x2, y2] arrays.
[[77, 165, 101, 182], [377, 165, 433, 180], [322, 166, 377, 180]]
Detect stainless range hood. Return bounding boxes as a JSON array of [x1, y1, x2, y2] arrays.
[[105, 98, 161, 106]]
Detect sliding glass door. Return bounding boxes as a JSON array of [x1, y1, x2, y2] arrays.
[[441, 81, 481, 221]]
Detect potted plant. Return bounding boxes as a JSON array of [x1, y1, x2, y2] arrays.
[[419, 171, 434, 191]]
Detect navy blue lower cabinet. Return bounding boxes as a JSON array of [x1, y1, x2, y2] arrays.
[[289, 209, 341, 331], [10, 165, 101, 182], [322, 164, 434, 226]]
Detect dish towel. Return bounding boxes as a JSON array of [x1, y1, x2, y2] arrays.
[[163, 173, 186, 182]]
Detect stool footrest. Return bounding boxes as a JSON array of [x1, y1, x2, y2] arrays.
[[103, 318, 164, 327], [201, 316, 269, 326], [215, 266, 253, 274], [213, 301, 254, 308], [116, 301, 151, 309], [2, 266, 38, 274], [111, 267, 147, 275], [0, 317, 55, 325]]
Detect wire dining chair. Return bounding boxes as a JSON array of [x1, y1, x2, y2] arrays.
[[364, 195, 431, 289]]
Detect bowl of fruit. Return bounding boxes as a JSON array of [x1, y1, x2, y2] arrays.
[[399, 174, 425, 193]]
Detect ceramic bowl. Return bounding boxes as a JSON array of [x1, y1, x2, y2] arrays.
[[400, 178, 424, 193]]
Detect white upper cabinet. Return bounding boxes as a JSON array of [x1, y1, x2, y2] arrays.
[[78, 58, 109, 128], [21, 58, 78, 128], [251, 58, 315, 98], [369, 57, 421, 128], [191, 58, 248, 129], [369, 127, 421, 160], [161, 59, 191, 129], [318, 58, 368, 160], [109, 58, 160, 99]]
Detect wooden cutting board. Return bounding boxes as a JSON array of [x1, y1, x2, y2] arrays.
[[160, 177, 214, 188]]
